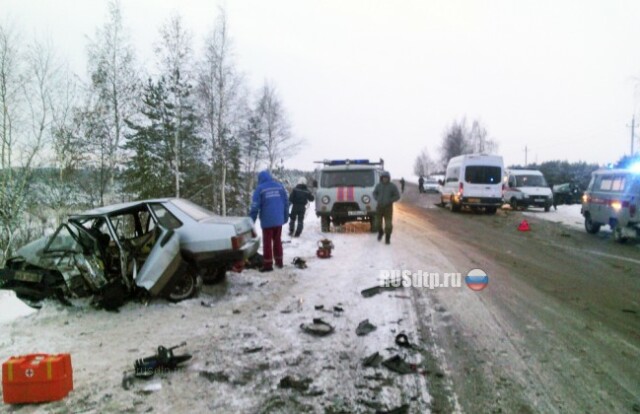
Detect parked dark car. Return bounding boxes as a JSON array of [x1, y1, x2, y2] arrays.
[[552, 182, 583, 206], [0, 198, 260, 309]]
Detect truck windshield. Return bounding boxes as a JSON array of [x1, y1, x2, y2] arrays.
[[515, 175, 548, 187], [465, 166, 502, 184], [321, 170, 375, 187]]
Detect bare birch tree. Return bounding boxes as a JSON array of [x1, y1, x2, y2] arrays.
[[197, 8, 243, 215], [0, 26, 59, 262], [256, 82, 300, 173], [86, 0, 139, 204]]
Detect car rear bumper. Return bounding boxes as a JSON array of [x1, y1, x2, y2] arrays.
[[184, 238, 260, 269], [461, 197, 502, 207]]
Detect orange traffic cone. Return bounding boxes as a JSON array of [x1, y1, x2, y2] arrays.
[[517, 220, 530, 232]]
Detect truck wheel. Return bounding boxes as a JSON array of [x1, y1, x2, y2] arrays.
[[584, 214, 600, 234], [321, 216, 330, 232], [510, 198, 518, 211], [485, 207, 497, 214], [544, 205, 551, 212]]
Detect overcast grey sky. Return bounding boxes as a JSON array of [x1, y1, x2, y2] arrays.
[[3, 0, 640, 180]]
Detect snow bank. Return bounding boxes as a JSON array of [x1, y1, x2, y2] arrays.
[[522, 204, 607, 232], [0, 289, 36, 324]]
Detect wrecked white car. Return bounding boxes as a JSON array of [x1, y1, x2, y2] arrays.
[[0, 198, 260, 309]]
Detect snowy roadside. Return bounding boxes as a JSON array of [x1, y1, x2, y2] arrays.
[[0, 214, 437, 413], [522, 204, 617, 235]]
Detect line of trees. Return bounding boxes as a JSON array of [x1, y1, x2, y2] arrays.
[[0, 2, 300, 264], [414, 117, 498, 177]]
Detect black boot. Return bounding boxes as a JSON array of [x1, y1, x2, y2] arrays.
[[385, 234, 390, 244], [377, 231, 383, 241]]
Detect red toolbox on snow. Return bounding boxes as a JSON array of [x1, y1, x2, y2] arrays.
[[2, 354, 73, 404]]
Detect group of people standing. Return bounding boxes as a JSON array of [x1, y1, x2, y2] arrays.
[[249, 171, 314, 272], [249, 169, 400, 271]]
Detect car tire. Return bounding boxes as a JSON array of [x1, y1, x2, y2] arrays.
[[584, 214, 600, 234], [544, 205, 551, 212], [510, 198, 518, 211], [167, 268, 200, 302], [321, 216, 330, 232], [203, 266, 226, 285], [485, 207, 497, 214]]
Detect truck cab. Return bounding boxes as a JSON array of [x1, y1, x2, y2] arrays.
[[314, 159, 384, 232]]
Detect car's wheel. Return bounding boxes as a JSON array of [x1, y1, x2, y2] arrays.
[[510, 198, 518, 211], [613, 226, 628, 244], [203, 266, 226, 285], [167, 268, 201, 302], [485, 207, 497, 214], [321, 216, 330, 232], [584, 214, 600, 234], [544, 205, 551, 212]]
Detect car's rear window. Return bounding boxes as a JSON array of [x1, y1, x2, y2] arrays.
[[321, 170, 375, 187], [465, 166, 502, 184], [150, 203, 183, 228]]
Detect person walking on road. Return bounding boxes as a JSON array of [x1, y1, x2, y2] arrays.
[[400, 177, 405, 193], [288, 177, 315, 237], [250, 170, 289, 271], [418, 175, 424, 193], [373, 171, 400, 245]]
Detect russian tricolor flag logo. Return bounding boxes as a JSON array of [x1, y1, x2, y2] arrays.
[[465, 268, 489, 291]]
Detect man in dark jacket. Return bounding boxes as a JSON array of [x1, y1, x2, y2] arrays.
[[373, 171, 401, 244], [288, 177, 315, 237], [250, 170, 289, 271]]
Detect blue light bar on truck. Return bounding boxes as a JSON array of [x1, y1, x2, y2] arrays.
[[314, 159, 384, 166]]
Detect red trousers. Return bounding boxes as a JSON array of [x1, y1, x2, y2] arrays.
[[262, 226, 283, 269]]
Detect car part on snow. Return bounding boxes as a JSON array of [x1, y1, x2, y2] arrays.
[[316, 239, 334, 258], [133, 342, 192, 379], [362, 352, 384, 368], [245, 253, 264, 269], [300, 318, 335, 336], [292, 257, 308, 269], [360, 285, 402, 298], [395, 333, 412, 348], [279, 375, 313, 391], [356, 319, 377, 336], [381, 355, 417, 375]]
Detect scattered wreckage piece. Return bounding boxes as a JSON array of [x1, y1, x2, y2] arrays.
[[356, 319, 377, 336], [300, 318, 335, 336], [362, 352, 384, 368], [381, 355, 417, 375], [361, 285, 402, 298], [133, 342, 192, 379], [292, 257, 308, 269], [279, 375, 313, 391]]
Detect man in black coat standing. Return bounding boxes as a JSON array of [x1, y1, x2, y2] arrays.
[[289, 177, 315, 237]]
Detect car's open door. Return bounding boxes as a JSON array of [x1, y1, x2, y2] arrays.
[[135, 227, 186, 296]]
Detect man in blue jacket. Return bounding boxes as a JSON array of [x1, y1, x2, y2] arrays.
[[250, 170, 289, 271]]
